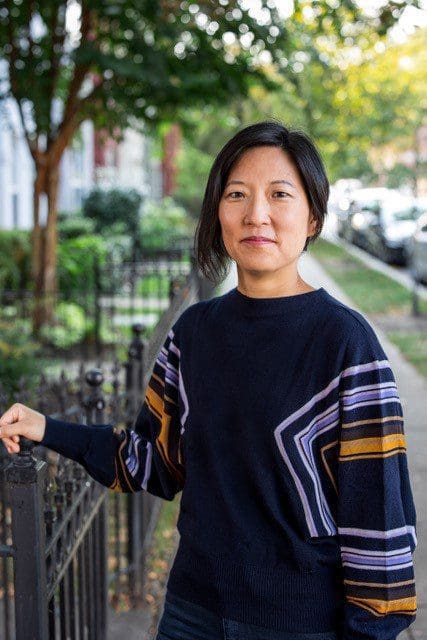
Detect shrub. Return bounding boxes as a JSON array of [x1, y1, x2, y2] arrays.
[[0, 230, 32, 290], [99, 230, 134, 263], [83, 187, 142, 235], [58, 215, 97, 240], [58, 235, 108, 296], [39, 301, 87, 349], [139, 197, 195, 253], [0, 318, 42, 398]]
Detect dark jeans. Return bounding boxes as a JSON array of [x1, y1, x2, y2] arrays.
[[155, 590, 339, 640]]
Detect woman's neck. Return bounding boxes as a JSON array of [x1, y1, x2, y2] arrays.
[[236, 273, 315, 299]]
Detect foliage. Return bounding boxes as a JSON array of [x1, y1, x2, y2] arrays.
[[385, 163, 417, 191], [58, 214, 97, 240], [174, 136, 221, 218], [0, 319, 42, 396], [137, 273, 171, 298], [0, 230, 32, 290], [85, 320, 118, 347], [174, 24, 426, 189], [0, 1, 296, 324], [0, 2, 290, 148], [99, 232, 134, 264], [58, 235, 108, 296], [329, 27, 427, 183], [0, 2, 419, 319], [139, 197, 195, 253], [83, 188, 142, 236], [39, 301, 87, 349]]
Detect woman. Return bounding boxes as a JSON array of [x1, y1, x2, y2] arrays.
[[0, 121, 417, 640]]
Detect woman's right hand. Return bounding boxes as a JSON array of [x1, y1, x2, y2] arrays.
[[0, 403, 46, 454]]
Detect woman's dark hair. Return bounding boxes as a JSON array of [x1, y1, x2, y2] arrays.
[[194, 120, 329, 285]]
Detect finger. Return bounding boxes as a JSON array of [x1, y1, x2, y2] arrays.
[[1, 436, 19, 451], [0, 405, 22, 426], [0, 422, 24, 438], [7, 445, 20, 454], [12, 435, 20, 443]]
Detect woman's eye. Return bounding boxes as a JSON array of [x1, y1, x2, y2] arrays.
[[225, 191, 291, 200]]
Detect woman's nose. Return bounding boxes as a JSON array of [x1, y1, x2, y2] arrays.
[[243, 194, 271, 225]]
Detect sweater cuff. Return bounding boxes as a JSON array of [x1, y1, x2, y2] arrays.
[[40, 415, 102, 464]]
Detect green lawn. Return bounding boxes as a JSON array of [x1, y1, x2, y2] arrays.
[[310, 238, 427, 316], [387, 331, 427, 380]]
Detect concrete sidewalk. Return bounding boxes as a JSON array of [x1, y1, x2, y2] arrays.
[[108, 606, 153, 640], [218, 254, 425, 640]]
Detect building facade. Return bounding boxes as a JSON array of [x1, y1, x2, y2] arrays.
[[0, 97, 163, 230]]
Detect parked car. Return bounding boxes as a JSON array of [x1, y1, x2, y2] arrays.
[[365, 198, 419, 265], [329, 179, 363, 217], [413, 196, 427, 219], [347, 201, 380, 250], [407, 210, 427, 284], [337, 188, 401, 246]]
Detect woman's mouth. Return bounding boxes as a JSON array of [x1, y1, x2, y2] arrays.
[[241, 237, 276, 245]]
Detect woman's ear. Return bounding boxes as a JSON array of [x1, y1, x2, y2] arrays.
[[307, 212, 318, 238]]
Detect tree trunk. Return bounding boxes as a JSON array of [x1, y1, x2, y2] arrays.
[[32, 160, 47, 336], [162, 123, 181, 196], [43, 166, 60, 323], [31, 160, 59, 335]]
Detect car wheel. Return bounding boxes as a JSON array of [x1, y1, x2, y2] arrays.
[[380, 240, 392, 264], [407, 254, 420, 282]]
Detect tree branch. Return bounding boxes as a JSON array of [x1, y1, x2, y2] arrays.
[[49, 80, 105, 165], [47, 3, 67, 146], [7, 13, 34, 157], [52, 5, 94, 150], [4, 1, 38, 156], [16, 99, 38, 157]]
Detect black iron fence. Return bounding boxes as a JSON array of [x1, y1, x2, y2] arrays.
[[0, 263, 210, 640], [0, 247, 193, 365]]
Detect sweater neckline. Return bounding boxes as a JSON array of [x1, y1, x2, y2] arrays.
[[228, 285, 327, 317]]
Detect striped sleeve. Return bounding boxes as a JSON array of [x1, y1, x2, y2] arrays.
[[109, 323, 186, 499], [40, 322, 186, 499], [337, 319, 417, 639]]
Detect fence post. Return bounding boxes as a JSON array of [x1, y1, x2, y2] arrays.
[[125, 323, 145, 422], [124, 323, 146, 607], [0, 386, 13, 638], [93, 257, 102, 360], [5, 438, 49, 640], [84, 368, 105, 426], [83, 368, 109, 637]]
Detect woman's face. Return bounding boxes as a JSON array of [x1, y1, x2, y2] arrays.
[[218, 145, 317, 286]]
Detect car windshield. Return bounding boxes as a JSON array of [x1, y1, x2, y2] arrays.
[[381, 202, 416, 223], [359, 200, 381, 212]]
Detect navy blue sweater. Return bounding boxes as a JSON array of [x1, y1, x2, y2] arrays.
[[40, 286, 417, 638]]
